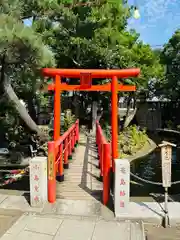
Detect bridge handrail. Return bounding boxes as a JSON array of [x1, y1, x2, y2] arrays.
[[96, 121, 111, 205], [48, 119, 79, 203]]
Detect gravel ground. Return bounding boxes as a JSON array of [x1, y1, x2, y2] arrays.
[[145, 224, 180, 240]]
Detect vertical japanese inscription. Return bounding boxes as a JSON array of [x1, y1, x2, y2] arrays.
[[114, 159, 130, 217], [31, 161, 41, 205], [161, 145, 172, 187], [30, 158, 48, 207], [48, 152, 54, 180], [119, 166, 126, 207]]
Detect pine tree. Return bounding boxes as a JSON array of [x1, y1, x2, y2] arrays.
[[0, 1, 55, 140]]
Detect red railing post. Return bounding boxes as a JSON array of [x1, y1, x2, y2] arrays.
[[96, 123, 98, 146], [57, 143, 64, 182], [76, 120, 79, 143], [97, 126, 101, 170], [72, 128, 75, 152], [68, 133, 72, 160], [75, 121, 77, 145], [96, 122, 98, 146], [48, 141, 56, 203], [98, 139, 101, 163], [103, 143, 111, 205], [73, 127, 76, 148], [70, 131, 73, 152], [64, 138, 69, 169], [96, 122, 111, 205], [100, 141, 103, 180]]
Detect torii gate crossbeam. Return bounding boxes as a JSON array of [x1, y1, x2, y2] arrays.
[[42, 68, 140, 172]]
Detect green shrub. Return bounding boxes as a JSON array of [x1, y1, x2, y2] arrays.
[[103, 124, 148, 157], [63, 109, 76, 132], [118, 125, 148, 157]]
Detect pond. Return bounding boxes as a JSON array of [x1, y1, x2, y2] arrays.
[[130, 133, 180, 202]]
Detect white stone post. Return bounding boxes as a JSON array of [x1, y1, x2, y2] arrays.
[[114, 159, 130, 217], [29, 157, 48, 207]]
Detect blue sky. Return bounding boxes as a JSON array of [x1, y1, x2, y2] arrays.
[[24, 18, 32, 26], [128, 0, 180, 47]]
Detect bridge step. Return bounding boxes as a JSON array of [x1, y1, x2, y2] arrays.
[[56, 193, 101, 200], [57, 183, 102, 189]]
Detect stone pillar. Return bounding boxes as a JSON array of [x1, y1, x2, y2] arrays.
[[114, 159, 130, 217], [29, 157, 48, 207]]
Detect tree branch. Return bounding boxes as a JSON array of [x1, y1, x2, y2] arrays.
[[71, 58, 81, 67], [20, 0, 107, 21]]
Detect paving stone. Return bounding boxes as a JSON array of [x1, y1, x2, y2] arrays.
[[0, 196, 43, 213], [0, 233, 13, 240], [24, 216, 62, 235], [0, 195, 8, 204], [54, 219, 95, 240], [7, 214, 30, 235], [0, 209, 22, 238], [145, 224, 180, 240], [65, 199, 101, 216], [92, 220, 130, 240], [16, 230, 53, 240]]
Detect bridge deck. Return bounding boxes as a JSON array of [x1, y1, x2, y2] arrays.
[[56, 134, 102, 200]]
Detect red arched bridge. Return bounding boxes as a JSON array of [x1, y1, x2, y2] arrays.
[[42, 68, 140, 205]]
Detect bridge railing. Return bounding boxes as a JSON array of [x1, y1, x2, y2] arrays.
[[96, 121, 111, 205], [48, 119, 79, 203]]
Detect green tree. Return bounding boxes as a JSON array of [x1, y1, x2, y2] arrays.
[[159, 29, 180, 100], [0, 1, 55, 140], [31, 0, 163, 128], [0, 0, 164, 142]]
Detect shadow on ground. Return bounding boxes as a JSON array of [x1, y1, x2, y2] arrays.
[[78, 136, 114, 211]]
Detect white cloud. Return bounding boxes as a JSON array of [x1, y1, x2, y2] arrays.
[[138, 0, 178, 22]]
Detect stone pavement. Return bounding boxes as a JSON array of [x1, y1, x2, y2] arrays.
[[1, 194, 180, 225], [0, 213, 145, 240], [0, 209, 22, 238], [1, 207, 180, 240], [144, 224, 180, 240]]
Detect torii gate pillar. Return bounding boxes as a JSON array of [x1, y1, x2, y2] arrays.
[[111, 76, 118, 171]]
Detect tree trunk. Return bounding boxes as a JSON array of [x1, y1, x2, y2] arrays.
[[123, 107, 137, 129], [27, 95, 38, 123], [122, 94, 137, 129], [3, 76, 47, 141]]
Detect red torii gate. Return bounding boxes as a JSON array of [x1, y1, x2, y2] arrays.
[[42, 68, 140, 171]]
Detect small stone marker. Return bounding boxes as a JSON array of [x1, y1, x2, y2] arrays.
[[159, 141, 176, 188], [30, 157, 48, 207], [114, 159, 130, 217]]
